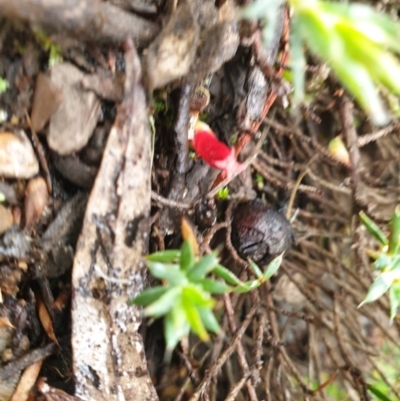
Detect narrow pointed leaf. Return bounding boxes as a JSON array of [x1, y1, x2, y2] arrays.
[[146, 250, 180, 263], [182, 285, 214, 308], [248, 259, 263, 279], [389, 284, 400, 323], [388, 207, 400, 255], [234, 279, 261, 293], [129, 286, 169, 306], [263, 254, 283, 280], [164, 304, 190, 352], [180, 240, 195, 271], [213, 264, 245, 286], [367, 384, 394, 401], [198, 306, 221, 334], [359, 211, 388, 246], [147, 261, 186, 285], [373, 254, 392, 270], [182, 301, 209, 341], [359, 271, 397, 307], [197, 278, 232, 294], [144, 286, 181, 318], [188, 253, 219, 281]]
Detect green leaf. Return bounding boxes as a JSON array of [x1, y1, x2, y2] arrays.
[[182, 284, 214, 308], [144, 286, 181, 318], [164, 303, 190, 352], [234, 279, 261, 293], [129, 286, 169, 306], [388, 207, 400, 255], [389, 284, 400, 323], [336, 22, 400, 95], [180, 241, 195, 271], [197, 278, 232, 294], [147, 261, 187, 285], [146, 250, 181, 263], [263, 254, 283, 280], [374, 254, 392, 270], [213, 264, 245, 286], [290, 15, 306, 108], [0, 78, 8, 94], [359, 271, 399, 307], [331, 55, 388, 126], [198, 306, 221, 334], [322, 3, 400, 55], [248, 259, 263, 279], [367, 384, 393, 401], [359, 211, 388, 246], [187, 253, 219, 281], [182, 298, 209, 341]]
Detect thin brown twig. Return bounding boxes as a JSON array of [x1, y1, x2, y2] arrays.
[[151, 190, 193, 209], [189, 304, 258, 401], [223, 293, 258, 401], [223, 372, 252, 401]]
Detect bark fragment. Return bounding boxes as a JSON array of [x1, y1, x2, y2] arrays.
[[71, 40, 157, 401]]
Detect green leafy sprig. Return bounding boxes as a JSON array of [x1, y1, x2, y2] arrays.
[[242, 0, 400, 125], [130, 240, 282, 358], [359, 207, 400, 322]]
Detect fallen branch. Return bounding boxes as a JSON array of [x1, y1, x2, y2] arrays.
[[0, 0, 159, 47], [71, 39, 157, 401]]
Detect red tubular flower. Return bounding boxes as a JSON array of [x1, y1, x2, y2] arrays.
[[192, 123, 244, 180]]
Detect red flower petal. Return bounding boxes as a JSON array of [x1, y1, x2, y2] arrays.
[[193, 129, 245, 180], [193, 131, 232, 169]]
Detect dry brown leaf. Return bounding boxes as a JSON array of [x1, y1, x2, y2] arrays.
[[10, 360, 42, 401], [24, 176, 49, 229], [181, 217, 199, 256], [0, 204, 13, 235], [0, 316, 14, 329], [36, 296, 58, 345], [31, 73, 63, 133], [48, 63, 101, 155], [0, 131, 39, 179]]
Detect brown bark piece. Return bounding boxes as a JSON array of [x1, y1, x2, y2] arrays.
[[48, 63, 101, 155], [0, 0, 158, 47], [71, 41, 157, 401], [31, 73, 63, 133], [144, 0, 199, 90]]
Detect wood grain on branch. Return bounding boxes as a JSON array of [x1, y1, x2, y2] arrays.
[[71, 40, 157, 401], [0, 0, 159, 46]]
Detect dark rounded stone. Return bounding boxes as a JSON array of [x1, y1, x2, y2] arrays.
[[231, 200, 293, 264]]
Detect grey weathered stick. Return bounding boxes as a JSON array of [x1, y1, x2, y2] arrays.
[[71, 39, 157, 401], [0, 0, 158, 47]]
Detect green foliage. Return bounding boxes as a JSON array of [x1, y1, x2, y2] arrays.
[[359, 207, 400, 322], [242, 0, 400, 125], [130, 241, 283, 358], [216, 186, 230, 200], [367, 341, 400, 400], [0, 78, 8, 94], [33, 28, 62, 67]]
